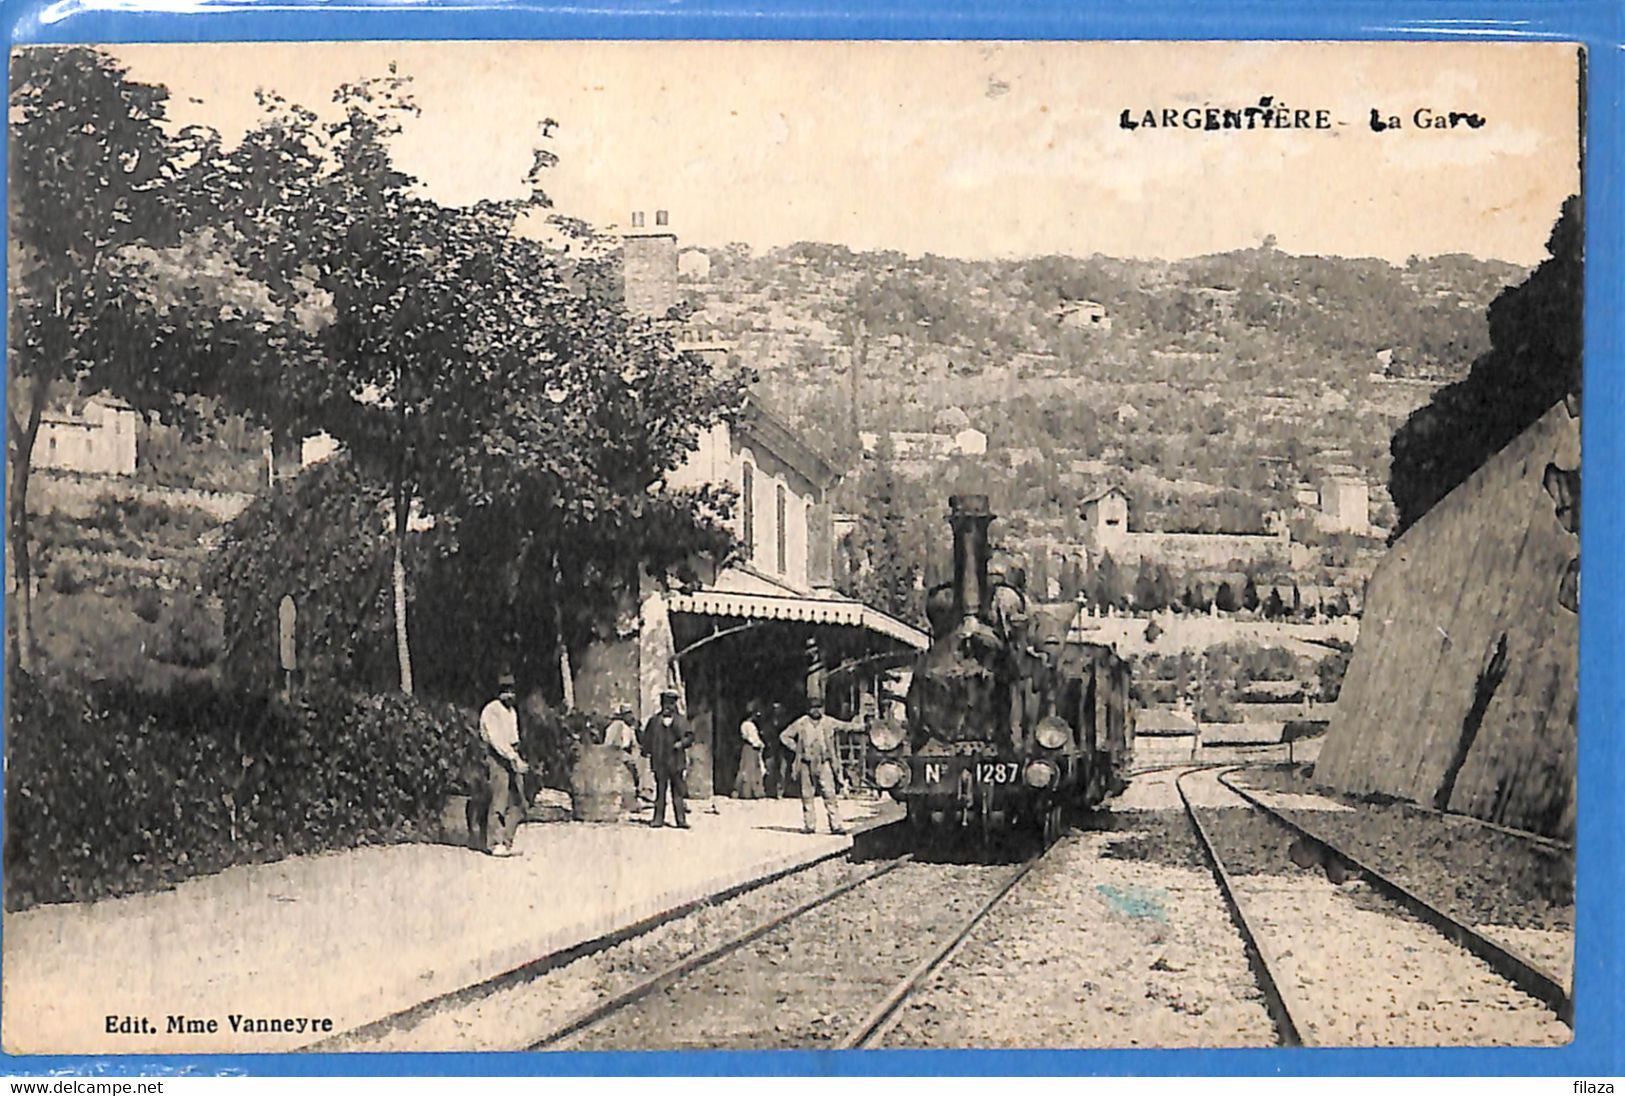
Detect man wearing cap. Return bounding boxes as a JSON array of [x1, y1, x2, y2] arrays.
[[779, 694, 865, 835], [476, 673, 530, 857], [639, 688, 694, 829]]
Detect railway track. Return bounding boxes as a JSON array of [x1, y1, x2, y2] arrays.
[[1176, 765, 1571, 1046], [538, 841, 1054, 1050], [1213, 767, 1573, 1025], [314, 820, 907, 1052]]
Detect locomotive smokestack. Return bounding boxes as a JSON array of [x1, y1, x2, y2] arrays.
[[948, 494, 994, 621]]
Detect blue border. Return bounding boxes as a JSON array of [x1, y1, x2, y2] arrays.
[[1, 0, 1620, 1079]]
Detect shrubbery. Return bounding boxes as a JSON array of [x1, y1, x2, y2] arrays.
[[518, 695, 602, 792], [131, 585, 164, 624], [4, 676, 483, 910], [49, 558, 84, 596], [152, 596, 221, 668]]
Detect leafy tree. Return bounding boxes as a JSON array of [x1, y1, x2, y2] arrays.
[[1390, 196, 1581, 534], [1088, 550, 1126, 610], [843, 454, 921, 624], [1317, 645, 1353, 702], [200, 69, 566, 695], [444, 280, 750, 700], [208, 453, 404, 692], [7, 48, 197, 672], [183, 65, 749, 703]]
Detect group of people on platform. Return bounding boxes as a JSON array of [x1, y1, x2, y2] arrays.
[[468, 676, 870, 856]]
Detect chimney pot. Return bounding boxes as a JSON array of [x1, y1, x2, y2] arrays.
[[655, 209, 669, 227], [631, 211, 645, 228]]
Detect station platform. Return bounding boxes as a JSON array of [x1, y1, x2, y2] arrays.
[[2, 794, 894, 1056]]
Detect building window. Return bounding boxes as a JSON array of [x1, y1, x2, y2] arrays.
[[741, 463, 755, 560], [776, 484, 788, 574]]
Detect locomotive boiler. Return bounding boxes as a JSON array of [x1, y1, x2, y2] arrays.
[[867, 494, 1135, 842]]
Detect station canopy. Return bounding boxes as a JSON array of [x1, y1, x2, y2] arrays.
[[666, 589, 928, 652]]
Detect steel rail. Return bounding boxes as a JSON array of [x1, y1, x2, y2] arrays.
[[838, 843, 1052, 1049], [527, 853, 915, 1050], [1216, 767, 1572, 1026], [1175, 765, 1308, 1047], [1397, 798, 1572, 855], [307, 820, 904, 1052]]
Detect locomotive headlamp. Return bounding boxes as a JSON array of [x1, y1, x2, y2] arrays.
[[874, 760, 906, 789], [868, 719, 906, 752], [1035, 716, 1070, 751], [1024, 760, 1057, 789]]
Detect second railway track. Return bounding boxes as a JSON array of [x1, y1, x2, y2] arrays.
[[1176, 766, 1571, 1046]]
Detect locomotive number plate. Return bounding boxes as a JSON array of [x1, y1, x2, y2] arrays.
[[975, 762, 1022, 784]]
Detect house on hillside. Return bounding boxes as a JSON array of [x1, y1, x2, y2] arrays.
[[859, 427, 986, 460], [1080, 487, 1131, 549], [1317, 470, 1371, 535], [1056, 299, 1111, 333], [1077, 485, 1294, 574], [33, 394, 138, 477], [571, 212, 929, 797], [677, 247, 711, 281], [1189, 286, 1239, 320], [933, 406, 972, 433]]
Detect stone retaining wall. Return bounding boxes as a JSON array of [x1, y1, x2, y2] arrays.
[[1315, 402, 1579, 838]]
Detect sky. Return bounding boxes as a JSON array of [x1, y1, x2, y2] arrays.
[[99, 40, 1583, 266]]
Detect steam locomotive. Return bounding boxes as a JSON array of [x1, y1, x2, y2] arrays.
[[867, 494, 1135, 843]]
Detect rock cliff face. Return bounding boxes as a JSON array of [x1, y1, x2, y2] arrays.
[[1315, 400, 1579, 839]]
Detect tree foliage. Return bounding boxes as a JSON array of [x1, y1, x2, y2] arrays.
[[841, 455, 923, 623], [7, 48, 200, 671], [12, 49, 750, 703], [1389, 196, 1582, 534]]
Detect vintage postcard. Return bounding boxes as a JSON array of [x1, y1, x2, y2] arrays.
[[3, 39, 1582, 1056]]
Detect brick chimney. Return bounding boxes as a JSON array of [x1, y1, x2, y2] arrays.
[[623, 209, 678, 317]]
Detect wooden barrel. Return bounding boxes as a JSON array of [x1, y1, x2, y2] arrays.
[[572, 745, 633, 822]]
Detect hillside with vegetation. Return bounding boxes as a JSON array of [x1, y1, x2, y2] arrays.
[[674, 241, 1529, 616], [686, 243, 1523, 529]]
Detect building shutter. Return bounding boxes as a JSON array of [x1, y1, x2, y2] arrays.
[[741, 463, 755, 560], [808, 501, 833, 588]]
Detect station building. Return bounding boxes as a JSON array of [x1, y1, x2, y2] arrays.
[[571, 212, 928, 796]]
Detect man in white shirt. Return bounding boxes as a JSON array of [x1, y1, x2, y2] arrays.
[[780, 694, 863, 835], [477, 674, 529, 857]]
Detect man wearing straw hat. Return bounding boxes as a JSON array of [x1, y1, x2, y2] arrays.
[[476, 672, 530, 857]]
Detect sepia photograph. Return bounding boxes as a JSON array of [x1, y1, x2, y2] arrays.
[[2, 39, 1582, 1056]]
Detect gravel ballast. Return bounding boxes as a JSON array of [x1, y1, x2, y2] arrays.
[[1187, 768, 1571, 1047], [882, 819, 1278, 1048], [331, 855, 880, 1052], [1232, 765, 1574, 988], [558, 860, 1019, 1049]]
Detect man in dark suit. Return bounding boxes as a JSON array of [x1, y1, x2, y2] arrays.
[[640, 687, 694, 829]]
